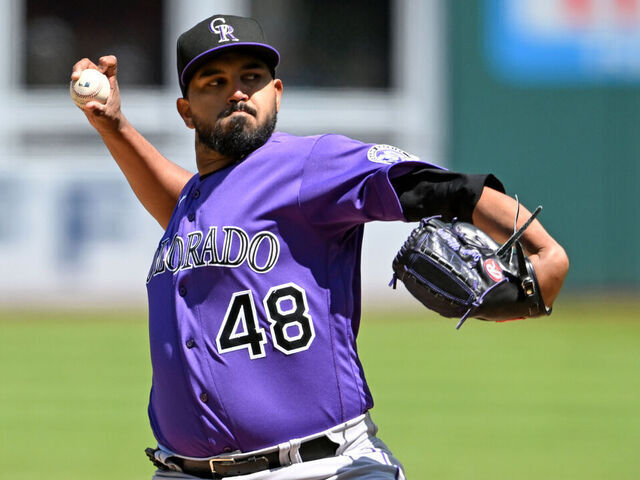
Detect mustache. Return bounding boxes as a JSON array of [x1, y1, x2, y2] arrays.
[[218, 102, 257, 119]]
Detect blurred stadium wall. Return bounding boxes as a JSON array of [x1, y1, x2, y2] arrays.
[[448, 0, 640, 291], [0, 0, 636, 307]]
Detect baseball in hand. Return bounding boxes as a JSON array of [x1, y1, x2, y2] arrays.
[[70, 69, 110, 108]]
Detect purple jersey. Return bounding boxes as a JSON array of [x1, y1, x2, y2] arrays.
[[145, 132, 436, 457]]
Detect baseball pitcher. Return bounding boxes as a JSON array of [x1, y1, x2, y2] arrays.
[[71, 14, 569, 480]]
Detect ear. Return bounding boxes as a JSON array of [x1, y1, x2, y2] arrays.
[[176, 97, 195, 129], [273, 79, 283, 112]]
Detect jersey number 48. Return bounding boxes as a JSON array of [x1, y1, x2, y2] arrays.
[[216, 282, 315, 359]]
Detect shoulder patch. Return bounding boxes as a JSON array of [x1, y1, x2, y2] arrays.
[[366, 144, 420, 165]]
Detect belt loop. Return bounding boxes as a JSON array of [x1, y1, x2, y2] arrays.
[[288, 438, 303, 464], [278, 441, 291, 466]]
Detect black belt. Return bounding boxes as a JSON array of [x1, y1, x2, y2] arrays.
[[146, 436, 339, 479]]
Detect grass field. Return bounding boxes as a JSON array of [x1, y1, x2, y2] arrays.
[[1, 297, 639, 479]]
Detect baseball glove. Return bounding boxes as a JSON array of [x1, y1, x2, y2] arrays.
[[391, 206, 550, 329]]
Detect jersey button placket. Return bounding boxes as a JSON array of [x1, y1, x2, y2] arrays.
[[199, 393, 208, 403], [178, 286, 187, 297], [186, 338, 195, 349], [188, 188, 200, 222]]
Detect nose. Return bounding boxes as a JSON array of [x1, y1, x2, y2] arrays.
[[228, 82, 249, 104]]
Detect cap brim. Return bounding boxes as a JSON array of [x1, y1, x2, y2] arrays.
[[180, 42, 280, 88]]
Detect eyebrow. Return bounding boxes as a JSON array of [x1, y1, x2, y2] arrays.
[[196, 62, 268, 79]]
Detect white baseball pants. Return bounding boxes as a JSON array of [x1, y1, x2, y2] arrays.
[[151, 412, 406, 479]]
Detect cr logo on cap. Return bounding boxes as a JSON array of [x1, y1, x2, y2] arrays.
[[210, 17, 239, 43]]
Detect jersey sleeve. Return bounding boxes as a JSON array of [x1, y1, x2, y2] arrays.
[[390, 167, 505, 223], [298, 135, 438, 230]]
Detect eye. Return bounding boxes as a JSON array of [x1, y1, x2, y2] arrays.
[[243, 72, 261, 82], [207, 77, 226, 87]]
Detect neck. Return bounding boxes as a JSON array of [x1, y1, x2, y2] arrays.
[[195, 140, 237, 176]]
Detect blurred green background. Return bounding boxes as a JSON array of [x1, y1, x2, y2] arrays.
[[2, 300, 639, 480], [448, 1, 640, 288]]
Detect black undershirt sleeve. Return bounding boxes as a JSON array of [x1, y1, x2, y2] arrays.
[[390, 167, 505, 223]]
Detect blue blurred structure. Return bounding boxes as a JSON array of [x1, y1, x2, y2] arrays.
[[486, 0, 640, 84]]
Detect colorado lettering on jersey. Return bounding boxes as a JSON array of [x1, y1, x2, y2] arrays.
[[147, 226, 280, 283]]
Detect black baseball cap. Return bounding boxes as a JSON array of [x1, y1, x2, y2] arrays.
[[177, 14, 280, 96]]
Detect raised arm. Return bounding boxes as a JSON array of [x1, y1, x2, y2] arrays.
[[71, 55, 193, 229], [472, 186, 569, 308]]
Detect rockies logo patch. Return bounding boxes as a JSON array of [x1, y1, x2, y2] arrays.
[[366, 144, 420, 164]]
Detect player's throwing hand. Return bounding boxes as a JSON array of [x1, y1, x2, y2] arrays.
[[71, 55, 123, 133]]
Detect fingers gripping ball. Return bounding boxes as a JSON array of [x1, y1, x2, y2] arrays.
[[391, 208, 551, 329], [70, 69, 110, 108]]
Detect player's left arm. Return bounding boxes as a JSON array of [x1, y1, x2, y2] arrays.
[[471, 186, 569, 307], [390, 166, 568, 308]]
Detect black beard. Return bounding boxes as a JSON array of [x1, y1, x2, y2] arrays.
[[193, 103, 277, 161]]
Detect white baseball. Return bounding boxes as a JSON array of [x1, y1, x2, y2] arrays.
[[70, 69, 110, 108]]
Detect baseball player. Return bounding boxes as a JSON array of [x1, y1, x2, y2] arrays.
[[72, 14, 569, 479]]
